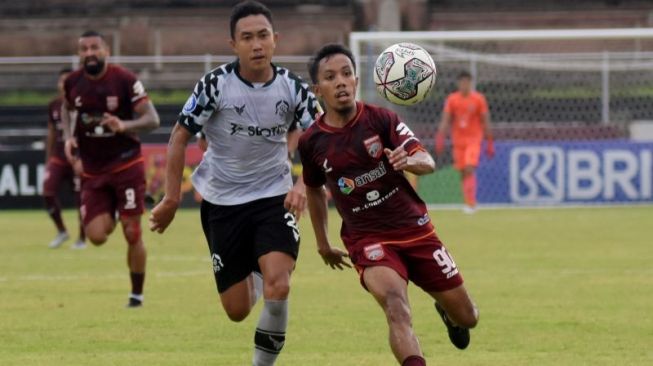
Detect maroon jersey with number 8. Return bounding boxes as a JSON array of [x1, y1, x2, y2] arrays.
[[299, 102, 434, 249], [64, 64, 148, 175]]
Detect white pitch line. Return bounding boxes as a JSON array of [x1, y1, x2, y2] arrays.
[[0, 270, 208, 283]]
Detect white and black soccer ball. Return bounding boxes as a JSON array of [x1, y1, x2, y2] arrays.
[[373, 43, 437, 106]]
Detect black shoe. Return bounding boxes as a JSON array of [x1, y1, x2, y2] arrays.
[[126, 297, 143, 308], [435, 302, 470, 350]]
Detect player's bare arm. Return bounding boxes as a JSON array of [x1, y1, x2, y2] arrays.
[[45, 122, 55, 163], [305, 185, 351, 270], [284, 128, 307, 219], [384, 147, 435, 175], [435, 111, 451, 155], [60, 101, 82, 175], [482, 110, 495, 158], [149, 123, 192, 233], [101, 100, 160, 134]]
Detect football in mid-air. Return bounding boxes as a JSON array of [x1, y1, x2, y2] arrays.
[[373, 43, 437, 106]]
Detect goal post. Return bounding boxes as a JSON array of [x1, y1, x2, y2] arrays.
[[349, 28, 653, 207]]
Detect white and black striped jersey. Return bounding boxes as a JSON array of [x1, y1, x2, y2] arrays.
[[178, 61, 319, 205]]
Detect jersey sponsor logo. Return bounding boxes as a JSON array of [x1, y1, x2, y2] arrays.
[[182, 94, 197, 114], [106, 96, 118, 111], [52, 110, 59, 120], [396, 122, 415, 137], [337, 162, 388, 195], [235, 104, 246, 116], [212, 253, 224, 273], [74, 96, 82, 107], [230, 123, 244, 135], [352, 187, 399, 213], [366, 190, 380, 201], [275, 100, 290, 117], [229, 123, 288, 137], [364, 243, 385, 261], [337, 177, 355, 194], [364, 135, 383, 159]]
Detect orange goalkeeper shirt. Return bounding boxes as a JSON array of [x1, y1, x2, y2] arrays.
[[443, 91, 488, 146]]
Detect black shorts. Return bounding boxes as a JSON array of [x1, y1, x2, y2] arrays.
[[200, 195, 300, 293]]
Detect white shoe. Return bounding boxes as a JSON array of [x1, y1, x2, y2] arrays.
[[48, 232, 69, 249], [70, 240, 87, 250], [462, 205, 477, 215]]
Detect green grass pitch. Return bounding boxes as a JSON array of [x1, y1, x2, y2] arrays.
[[1, 207, 651, 365]]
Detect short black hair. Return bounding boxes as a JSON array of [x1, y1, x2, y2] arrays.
[[230, 1, 273, 40], [59, 67, 72, 75], [80, 30, 106, 41], [308, 43, 356, 84], [458, 70, 472, 80]]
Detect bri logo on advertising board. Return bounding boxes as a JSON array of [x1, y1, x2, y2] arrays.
[[510, 146, 652, 203]]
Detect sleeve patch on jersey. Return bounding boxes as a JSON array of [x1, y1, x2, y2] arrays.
[[132, 80, 146, 97], [183, 94, 198, 114]]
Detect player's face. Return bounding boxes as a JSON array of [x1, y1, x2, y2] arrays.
[[457, 77, 472, 94], [78, 36, 109, 76], [57, 72, 70, 95], [230, 15, 277, 74], [315, 54, 358, 114]]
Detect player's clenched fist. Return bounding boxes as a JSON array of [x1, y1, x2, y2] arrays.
[[149, 196, 179, 233], [384, 147, 409, 171], [101, 112, 126, 133], [284, 179, 307, 220]]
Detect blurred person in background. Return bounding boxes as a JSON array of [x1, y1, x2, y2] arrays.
[[435, 71, 494, 214], [61, 30, 160, 307], [43, 67, 86, 249]]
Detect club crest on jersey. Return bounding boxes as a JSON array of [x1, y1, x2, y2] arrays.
[[364, 135, 383, 159], [106, 96, 119, 111], [338, 177, 355, 195], [364, 244, 385, 261], [276, 100, 289, 117]]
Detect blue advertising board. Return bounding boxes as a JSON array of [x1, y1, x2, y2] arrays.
[[477, 140, 653, 205]]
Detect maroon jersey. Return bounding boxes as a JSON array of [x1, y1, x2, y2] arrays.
[[47, 96, 67, 162], [64, 64, 148, 175], [299, 102, 435, 248]]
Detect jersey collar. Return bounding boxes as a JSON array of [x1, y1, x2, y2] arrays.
[[233, 60, 277, 88], [317, 101, 364, 133]]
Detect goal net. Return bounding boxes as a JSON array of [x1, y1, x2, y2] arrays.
[[350, 28, 653, 207]]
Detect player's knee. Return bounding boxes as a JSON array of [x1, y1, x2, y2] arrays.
[[453, 304, 479, 329], [263, 277, 290, 300], [384, 291, 412, 326], [86, 231, 108, 245], [223, 303, 251, 322], [122, 219, 142, 246]]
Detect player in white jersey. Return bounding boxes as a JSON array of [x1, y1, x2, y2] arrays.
[[149, 2, 319, 365]]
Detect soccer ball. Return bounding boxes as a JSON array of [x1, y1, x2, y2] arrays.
[[373, 43, 437, 106]]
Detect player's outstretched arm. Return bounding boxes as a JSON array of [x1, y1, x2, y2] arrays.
[[384, 148, 435, 176], [149, 123, 192, 233], [306, 185, 351, 270], [101, 100, 160, 134]]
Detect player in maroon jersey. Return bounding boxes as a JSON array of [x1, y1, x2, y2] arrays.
[[44, 68, 86, 249], [299, 44, 479, 365], [61, 30, 160, 307]]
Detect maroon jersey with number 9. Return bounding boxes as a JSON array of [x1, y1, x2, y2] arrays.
[[64, 64, 149, 175], [299, 102, 435, 249]]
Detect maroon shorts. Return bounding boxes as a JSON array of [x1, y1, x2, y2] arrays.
[[80, 162, 145, 226], [349, 233, 464, 293], [43, 159, 79, 196]]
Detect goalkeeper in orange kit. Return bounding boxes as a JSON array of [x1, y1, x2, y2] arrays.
[[435, 71, 494, 214]]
